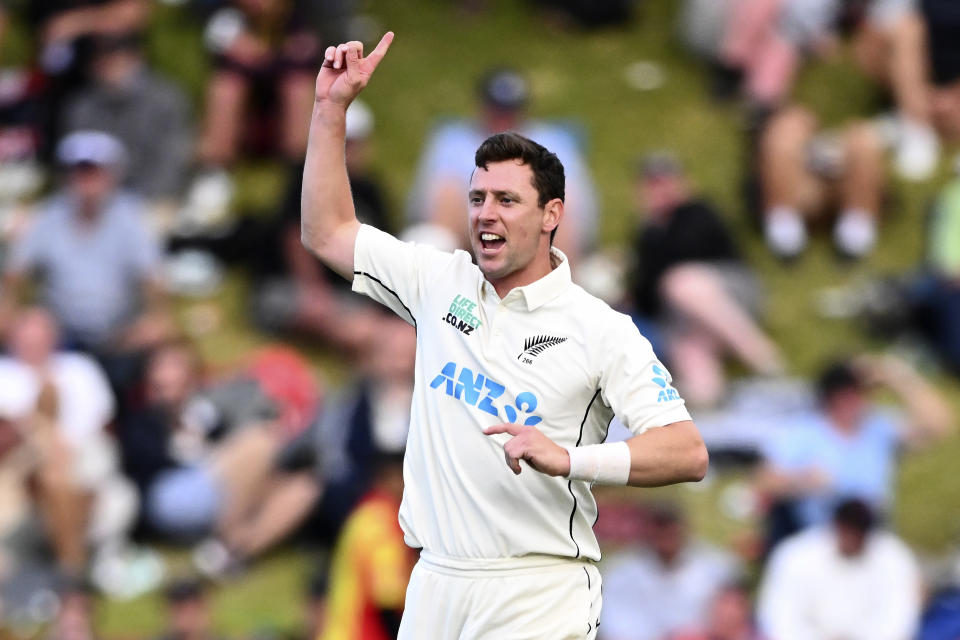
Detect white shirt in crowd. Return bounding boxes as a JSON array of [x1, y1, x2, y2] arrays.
[[599, 542, 740, 640], [757, 526, 921, 640], [351, 224, 691, 564]]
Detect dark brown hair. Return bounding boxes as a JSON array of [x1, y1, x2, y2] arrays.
[[474, 132, 565, 242]]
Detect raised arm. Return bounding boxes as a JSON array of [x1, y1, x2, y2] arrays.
[[301, 32, 394, 280]]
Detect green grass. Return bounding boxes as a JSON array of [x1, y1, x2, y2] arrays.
[[9, 0, 960, 635]]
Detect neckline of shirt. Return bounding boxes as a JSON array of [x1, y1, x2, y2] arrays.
[[479, 246, 571, 311]]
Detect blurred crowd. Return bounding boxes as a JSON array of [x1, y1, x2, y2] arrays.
[[0, 0, 957, 638]]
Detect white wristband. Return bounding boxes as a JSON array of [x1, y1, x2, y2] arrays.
[[565, 441, 631, 485]]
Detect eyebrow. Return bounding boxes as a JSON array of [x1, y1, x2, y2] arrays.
[[468, 188, 523, 201]]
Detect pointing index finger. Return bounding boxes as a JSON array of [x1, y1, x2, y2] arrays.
[[484, 423, 524, 437], [364, 31, 394, 70]]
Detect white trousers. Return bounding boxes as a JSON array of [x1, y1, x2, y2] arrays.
[[398, 553, 602, 640]]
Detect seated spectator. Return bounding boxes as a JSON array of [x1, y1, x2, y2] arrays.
[[630, 152, 783, 407], [670, 582, 762, 640], [26, 0, 150, 158], [154, 577, 225, 640], [910, 171, 960, 375], [118, 340, 297, 543], [757, 355, 952, 547], [0, 307, 136, 576], [758, 105, 886, 260], [600, 502, 742, 640], [1, 131, 169, 354], [248, 100, 391, 354], [921, 0, 960, 142], [406, 67, 599, 263], [62, 33, 192, 221], [716, 0, 938, 180], [758, 499, 922, 640], [193, 316, 416, 576]]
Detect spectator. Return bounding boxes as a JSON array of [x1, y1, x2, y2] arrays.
[[758, 105, 886, 260], [600, 503, 742, 640], [757, 355, 953, 547], [249, 100, 391, 354], [195, 0, 320, 167], [670, 582, 762, 640], [0, 130, 168, 353], [405, 67, 599, 263], [194, 316, 417, 576], [62, 33, 193, 217], [118, 340, 292, 543], [910, 170, 960, 375], [630, 152, 783, 407], [0, 308, 136, 577], [717, 0, 938, 181], [154, 577, 225, 640], [26, 0, 150, 158], [757, 499, 922, 640], [318, 450, 413, 640]]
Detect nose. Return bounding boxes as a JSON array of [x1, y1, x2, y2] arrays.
[[477, 195, 498, 223]]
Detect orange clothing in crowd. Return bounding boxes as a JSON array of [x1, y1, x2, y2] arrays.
[[320, 489, 414, 640]]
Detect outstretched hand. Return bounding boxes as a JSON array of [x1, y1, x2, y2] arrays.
[[484, 424, 571, 477], [315, 31, 394, 107]]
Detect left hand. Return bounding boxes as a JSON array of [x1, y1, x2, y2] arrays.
[[483, 423, 570, 477]]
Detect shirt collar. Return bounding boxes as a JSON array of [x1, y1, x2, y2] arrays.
[[480, 247, 571, 311]]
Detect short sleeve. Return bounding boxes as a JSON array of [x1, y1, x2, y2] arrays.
[[6, 216, 46, 274], [598, 312, 691, 435], [352, 224, 458, 326]]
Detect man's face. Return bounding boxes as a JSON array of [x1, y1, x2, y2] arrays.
[[68, 163, 116, 207], [468, 159, 556, 285]]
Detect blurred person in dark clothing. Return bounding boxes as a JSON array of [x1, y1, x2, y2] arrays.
[[0, 130, 169, 353], [631, 152, 782, 407], [249, 99, 390, 354], [62, 33, 192, 215], [118, 340, 294, 544], [155, 577, 225, 640], [25, 0, 150, 159]]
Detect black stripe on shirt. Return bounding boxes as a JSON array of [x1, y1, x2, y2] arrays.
[[353, 270, 417, 328], [568, 388, 602, 557]]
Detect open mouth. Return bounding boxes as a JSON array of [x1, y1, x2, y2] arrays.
[[479, 232, 506, 253]]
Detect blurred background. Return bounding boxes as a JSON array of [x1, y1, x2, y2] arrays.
[[0, 0, 959, 638]]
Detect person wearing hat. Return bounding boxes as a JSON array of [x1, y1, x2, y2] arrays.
[[630, 151, 783, 408], [405, 66, 599, 264], [1, 130, 167, 352]]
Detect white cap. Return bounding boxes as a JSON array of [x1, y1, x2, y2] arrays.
[[56, 130, 127, 169], [345, 100, 374, 140]]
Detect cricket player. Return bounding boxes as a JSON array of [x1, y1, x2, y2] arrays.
[[301, 32, 709, 639]]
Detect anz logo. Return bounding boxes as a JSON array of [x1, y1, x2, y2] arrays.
[[652, 364, 680, 403], [430, 362, 543, 425]]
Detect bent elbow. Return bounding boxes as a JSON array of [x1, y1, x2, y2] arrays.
[[687, 442, 709, 482]]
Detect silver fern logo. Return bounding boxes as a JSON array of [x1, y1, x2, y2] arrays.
[[518, 335, 567, 363]]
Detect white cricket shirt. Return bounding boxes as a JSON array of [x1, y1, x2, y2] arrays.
[[352, 224, 691, 563]]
